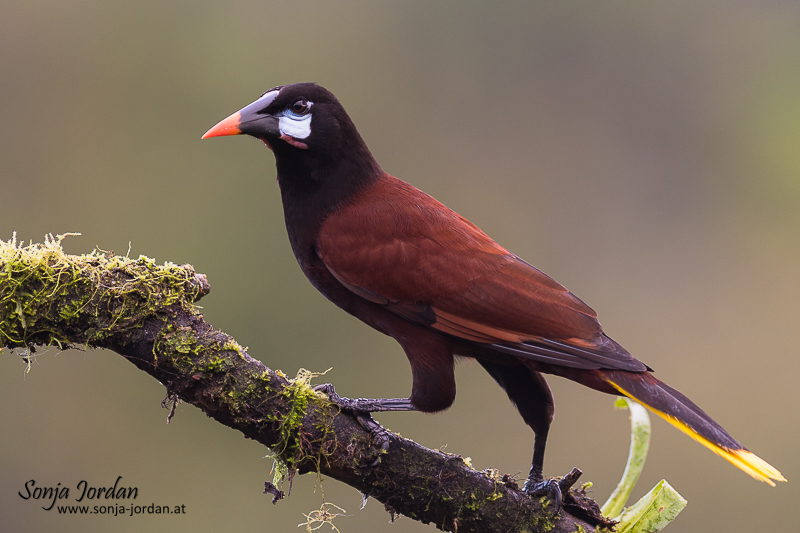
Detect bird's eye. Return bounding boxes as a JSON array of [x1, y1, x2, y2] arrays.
[[290, 100, 311, 115]]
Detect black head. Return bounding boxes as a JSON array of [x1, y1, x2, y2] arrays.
[[203, 82, 384, 246], [203, 83, 381, 184]]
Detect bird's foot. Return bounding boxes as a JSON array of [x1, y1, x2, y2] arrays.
[[353, 412, 391, 461], [314, 384, 415, 463], [524, 478, 562, 514], [523, 468, 582, 516]]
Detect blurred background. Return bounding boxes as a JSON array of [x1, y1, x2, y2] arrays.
[[1, 1, 798, 531]]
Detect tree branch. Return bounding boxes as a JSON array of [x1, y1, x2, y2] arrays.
[[0, 235, 610, 533]]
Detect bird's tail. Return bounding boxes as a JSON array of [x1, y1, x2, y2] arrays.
[[598, 369, 785, 486]]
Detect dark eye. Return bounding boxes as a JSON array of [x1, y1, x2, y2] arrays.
[[290, 99, 311, 115]]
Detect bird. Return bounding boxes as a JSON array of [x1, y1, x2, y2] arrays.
[[202, 82, 785, 508]]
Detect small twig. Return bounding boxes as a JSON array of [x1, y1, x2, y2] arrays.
[[162, 391, 180, 424], [558, 468, 583, 493], [263, 481, 285, 504]]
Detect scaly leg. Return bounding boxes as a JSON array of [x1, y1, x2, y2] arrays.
[[315, 383, 416, 454]]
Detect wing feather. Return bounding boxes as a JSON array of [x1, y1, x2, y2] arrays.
[[318, 175, 644, 371]]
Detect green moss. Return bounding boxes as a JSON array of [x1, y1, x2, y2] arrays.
[[505, 496, 556, 533], [265, 369, 332, 471], [486, 492, 502, 502], [197, 355, 231, 373], [153, 325, 202, 371], [526, 510, 556, 533], [462, 488, 504, 512], [0, 233, 205, 352], [222, 339, 247, 358], [220, 367, 274, 415], [464, 493, 481, 511]]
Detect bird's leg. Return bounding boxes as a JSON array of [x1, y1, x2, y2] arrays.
[[315, 383, 416, 412], [523, 425, 563, 512], [524, 425, 548, 489], [523, 433, 583, 514], [314, 383, 416, 454], [477, 360, 574, 513]]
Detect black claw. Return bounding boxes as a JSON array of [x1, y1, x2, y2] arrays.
[[314, 383, 342, 404], [523, 468, 582, 516], [524, 478, 562, 515], [354, 412, 390, 464]]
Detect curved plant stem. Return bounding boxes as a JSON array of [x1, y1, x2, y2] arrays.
[[601, 397, 652, 517]]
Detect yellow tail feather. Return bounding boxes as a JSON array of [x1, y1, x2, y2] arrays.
[[607, 380, 786, 486]]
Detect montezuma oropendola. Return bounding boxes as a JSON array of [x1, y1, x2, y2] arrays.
[[203, 82, 785, 507]]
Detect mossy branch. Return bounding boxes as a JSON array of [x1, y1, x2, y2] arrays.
[[0, 235, 607, 533]]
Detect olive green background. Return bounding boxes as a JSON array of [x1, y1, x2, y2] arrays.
[[1, 2, 798, 532]]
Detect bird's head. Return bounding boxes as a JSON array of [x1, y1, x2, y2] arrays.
[[203, 82, 382, 195], [203, 82, 367, 160]]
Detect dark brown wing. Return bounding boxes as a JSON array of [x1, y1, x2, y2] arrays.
[[317, 174, 644, 371]]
